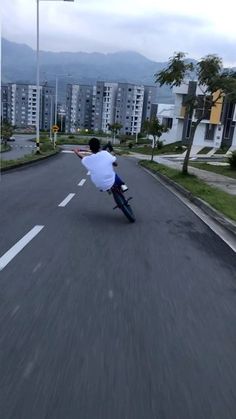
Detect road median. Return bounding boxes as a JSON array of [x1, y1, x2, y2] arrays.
[[0, 149, 60, 172]]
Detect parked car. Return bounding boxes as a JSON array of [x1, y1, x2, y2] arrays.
[[9, 136, 16, 141]]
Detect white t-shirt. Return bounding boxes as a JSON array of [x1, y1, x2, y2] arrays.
[[82, 150, 116, 191]]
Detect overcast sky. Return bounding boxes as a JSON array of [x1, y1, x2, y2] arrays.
[[2, 0, 236, 66]]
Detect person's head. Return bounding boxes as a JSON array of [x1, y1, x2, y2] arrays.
[[89, 137, 100, 153]]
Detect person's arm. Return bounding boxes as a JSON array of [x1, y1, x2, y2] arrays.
[[74, 148, 91, 159], [108, 151, 117, 166]]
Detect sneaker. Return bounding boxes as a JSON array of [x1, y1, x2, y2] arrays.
[[121, 184, 128, 192]]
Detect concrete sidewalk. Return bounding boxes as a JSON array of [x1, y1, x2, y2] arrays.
[[129, 153, 236, 196]]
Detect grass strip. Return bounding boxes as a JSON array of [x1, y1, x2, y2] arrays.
[[189, 162, 236, 179], [140, 160, 236, 222], [0, 149, 58, 170]]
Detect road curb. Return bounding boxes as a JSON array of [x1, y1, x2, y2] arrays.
[[0, 150, 60, 173], [140, 165, 236, 237]]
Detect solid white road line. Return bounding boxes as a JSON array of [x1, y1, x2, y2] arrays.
[[61, 150, 74, 153], [0, 225, 44, 271], [58, 193, 75, 207], [78, 179, 86, 186]]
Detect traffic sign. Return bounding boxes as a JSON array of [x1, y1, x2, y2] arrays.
[[52, 125, 59, 132]]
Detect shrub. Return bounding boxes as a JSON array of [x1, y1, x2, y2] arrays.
[[228, 151, 236, 170], [39, 136, 50, 142], [174, 144, 187, 152], [128, 142, 133, 149], [156, 140, 163, 149], [68, 135, 75, 139], [40, 141, 54, 152]]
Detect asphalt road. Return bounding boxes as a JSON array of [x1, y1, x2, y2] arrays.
[[0, 152, 236, 419], [0, 134, 35, 160]]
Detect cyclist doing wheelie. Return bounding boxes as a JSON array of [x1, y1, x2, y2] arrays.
[[74, 137, 128, 192]]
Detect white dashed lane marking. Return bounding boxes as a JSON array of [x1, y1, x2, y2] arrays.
[[0, 225, 44, 271], [87, 171, 90, 176], [78, 179, 86, 186], [58, 193, 75, 207]]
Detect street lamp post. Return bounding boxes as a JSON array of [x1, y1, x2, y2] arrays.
[[54, 75, 58, 148], [36, 0, 40, 153], [36, 0, 75, 153], [53, 74, 71, 147], [50, 95, 53, 141]]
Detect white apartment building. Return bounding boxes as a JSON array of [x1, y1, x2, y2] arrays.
[[101, 83, 118, 133], [65, 84, 93, 133], [27, 85, 41, 127], [65, 81, 159, 135], [115, 83, 144, 135], [1, 83, 55, 130], [91, 82, 118, 133]]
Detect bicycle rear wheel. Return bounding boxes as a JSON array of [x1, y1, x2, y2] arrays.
[[112, 189, 135, 223]]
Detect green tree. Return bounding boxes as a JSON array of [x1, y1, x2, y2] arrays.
[[143, 116, 168, 161], [155, 52, 236, 174], [108, 123, 123, 143], [1, 121, 14, 146]]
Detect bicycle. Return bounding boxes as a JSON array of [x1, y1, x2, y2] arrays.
[[108, 184, 135, 223], [74, 147, 135, 223]]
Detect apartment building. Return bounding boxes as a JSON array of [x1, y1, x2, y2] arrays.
[[65, 84, 93, 133], [1, 84, 12, 122], [65, 81, 159, 135], [41, 84, 55, 131], [91, 82, 118, 133], [115, 83, 144, 135], [1, 83, 55, 130], [142, 86, 158, 124]]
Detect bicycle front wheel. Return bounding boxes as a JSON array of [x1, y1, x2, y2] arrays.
[[112, 190, 136, 223]]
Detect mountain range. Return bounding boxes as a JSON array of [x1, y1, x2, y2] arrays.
[[1, 38, 174, 103]]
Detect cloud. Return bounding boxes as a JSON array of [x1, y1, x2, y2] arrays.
[[2, 0, 236, 67]]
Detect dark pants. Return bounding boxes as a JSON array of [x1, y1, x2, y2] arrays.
[[114, 173, 124, 187]]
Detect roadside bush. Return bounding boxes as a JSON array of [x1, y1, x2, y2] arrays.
[[68, 135, 75, 139], [128, 142, 133, 149], [39, 136, 50, 143], [40, 141, 54, 152], [228, 151, 236, 170], [175, 144, 187, 152], [156, 140, 163, 149]]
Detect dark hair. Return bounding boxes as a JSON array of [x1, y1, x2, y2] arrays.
[[102, 141, 113, 152], [89, 137, 100, 153]]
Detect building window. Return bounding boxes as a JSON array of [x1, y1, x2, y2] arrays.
[[195, 95, 211, 120], [204, 124, 215, 140], [162, 117, 173, 129], [223, 102, 235, 139]]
